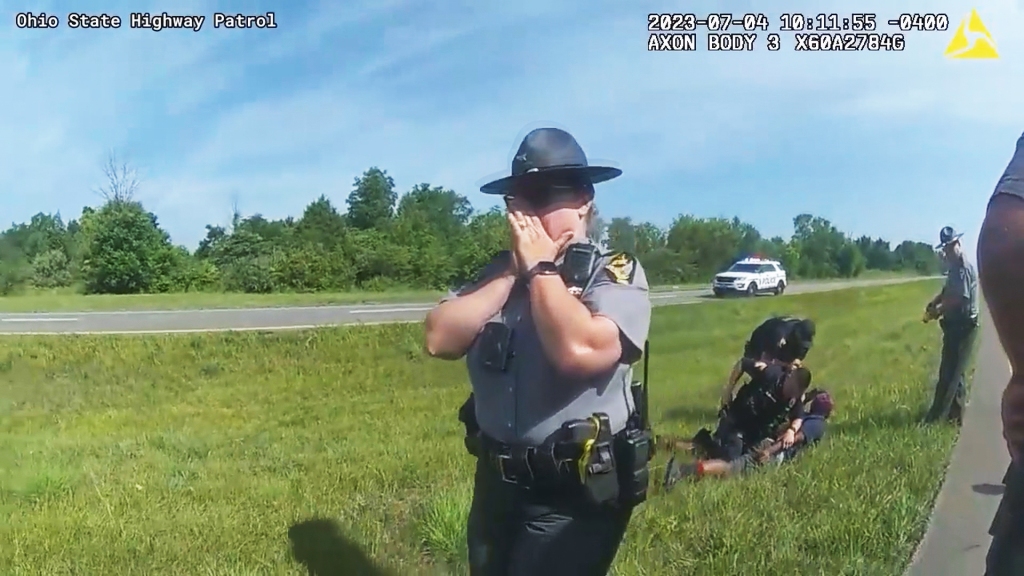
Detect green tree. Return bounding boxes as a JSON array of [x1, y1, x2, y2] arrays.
[[347, 167, 397, 230], [79, 201, 177, 294], [31, 248, 72, 288]]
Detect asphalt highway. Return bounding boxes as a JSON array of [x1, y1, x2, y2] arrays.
[[0, 276, 937, 335]]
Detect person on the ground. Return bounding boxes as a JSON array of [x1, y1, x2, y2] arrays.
[[423, 127, 652, 576], [922, 225, 979, 425], [663, 390, 834, 489], [694, 357, 813, 464], [722, 316, 816, 406], [978, 130, 1024, 575]]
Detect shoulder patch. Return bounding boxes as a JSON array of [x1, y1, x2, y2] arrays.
[[604, 252, 636, 284]]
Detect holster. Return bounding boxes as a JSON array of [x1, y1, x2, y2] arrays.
[[561, 414, 620, 507], [458, 394, 481, 457]]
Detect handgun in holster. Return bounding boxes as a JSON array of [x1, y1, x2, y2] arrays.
[[561, 413, 620, 506], [458, 393, 481, 457]]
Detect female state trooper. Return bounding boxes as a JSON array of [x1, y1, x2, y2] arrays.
[[424, 127, 653, 576], [978, 130, 1024, 575]]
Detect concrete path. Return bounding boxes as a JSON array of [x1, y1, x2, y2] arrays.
[[906, 304, 1010, 576], [0, 276, 934, 335]]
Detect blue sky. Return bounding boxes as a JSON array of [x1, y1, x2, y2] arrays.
[[2, 0, 1022, 256]]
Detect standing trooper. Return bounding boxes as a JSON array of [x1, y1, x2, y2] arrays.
[[978, 130, 1024, 575], [424, 127, 653, 576], [922, 225, 979, 424]]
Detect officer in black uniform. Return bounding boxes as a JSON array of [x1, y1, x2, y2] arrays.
[[424, 127, 654, 576], [721, 316, 815, 407], [694, 358, 813, 463], [744, 315, 816, 365]]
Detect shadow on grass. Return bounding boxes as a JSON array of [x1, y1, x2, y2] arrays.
[[289, 518, 392, 576]]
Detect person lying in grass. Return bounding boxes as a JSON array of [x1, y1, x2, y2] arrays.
[[662, 389, 834, 490]]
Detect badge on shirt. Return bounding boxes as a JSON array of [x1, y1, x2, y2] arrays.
[[605, 252, 636, 285]]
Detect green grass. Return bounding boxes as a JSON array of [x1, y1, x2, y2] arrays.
[[0, 279, 961, 575], [0, 269, 914, 312]]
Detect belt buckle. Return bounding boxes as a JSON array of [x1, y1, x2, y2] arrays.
[[496, 453, 517, 484], [495, 448, 534, 485]]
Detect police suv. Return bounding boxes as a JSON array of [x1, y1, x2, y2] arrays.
[[711, 257, 787, 297]]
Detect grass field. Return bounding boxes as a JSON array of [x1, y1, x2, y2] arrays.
[[0, 270, 915, 312], [0, 279, 963, 575]]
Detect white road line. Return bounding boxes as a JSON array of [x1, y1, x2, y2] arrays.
[[0, 320, 422, 336], [0, 317, 79, 323], [651, 292, 702, 299], [0, 277, 940, 336], [349, 307, 434, 314]]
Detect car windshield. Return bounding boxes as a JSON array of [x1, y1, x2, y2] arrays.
[[726, 263, 760, 273]]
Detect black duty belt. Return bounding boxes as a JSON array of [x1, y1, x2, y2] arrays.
[[476, 433, 585, 487]]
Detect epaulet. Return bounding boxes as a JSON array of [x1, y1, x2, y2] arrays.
[[603, 251, 638, 285]]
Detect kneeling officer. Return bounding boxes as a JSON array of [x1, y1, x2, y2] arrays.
[[424, 127, 653, 576]]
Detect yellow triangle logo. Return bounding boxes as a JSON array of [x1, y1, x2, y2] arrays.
[[944, 9, 999, 59]]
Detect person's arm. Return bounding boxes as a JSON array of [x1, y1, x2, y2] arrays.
[[779, 402, 805, 446], [723, 361, 744, 405], [723, 358, 760, 404], [424, 253, 516, 360], [531, 254, 652, 378], [758, 430, 807, 461]]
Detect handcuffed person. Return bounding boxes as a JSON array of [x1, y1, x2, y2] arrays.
[[424, 127, 653, 576]]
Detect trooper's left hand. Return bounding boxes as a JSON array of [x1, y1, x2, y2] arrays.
[[508, 210, 574, 273], [781, 429, 796, 448]]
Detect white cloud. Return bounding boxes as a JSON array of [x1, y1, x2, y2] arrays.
[[1, 0, 1021, 250]]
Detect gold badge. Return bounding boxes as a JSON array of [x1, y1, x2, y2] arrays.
[[605, 253, 635, 285]]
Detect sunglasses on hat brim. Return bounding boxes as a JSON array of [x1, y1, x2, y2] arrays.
[[504, 176, 591, 207]]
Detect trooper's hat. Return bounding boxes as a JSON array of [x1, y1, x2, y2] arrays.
[[479, 127, 622, 195], [936, 225, 964, 249]]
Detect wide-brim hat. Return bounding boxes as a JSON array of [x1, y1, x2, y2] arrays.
[[936, 225, 964, 249], [479, 127, 622, 195]]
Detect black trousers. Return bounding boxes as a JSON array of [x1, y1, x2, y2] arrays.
[[925, 318, 978, 422], [986, 463, 1024, 575], [466, 459, 633, 576]]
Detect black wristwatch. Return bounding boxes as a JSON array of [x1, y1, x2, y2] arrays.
[[526, 261, 559, 281]]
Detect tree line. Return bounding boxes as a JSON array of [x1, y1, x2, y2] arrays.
[[0, 162, 943, 296]]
